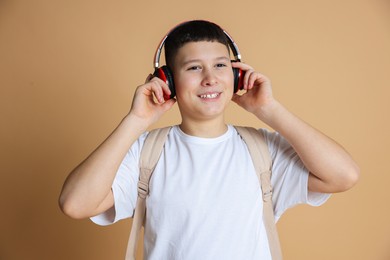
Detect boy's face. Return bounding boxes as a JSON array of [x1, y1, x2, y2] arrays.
[[172, 41, 234, 123]]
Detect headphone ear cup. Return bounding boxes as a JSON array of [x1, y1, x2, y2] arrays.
[[233, 68, 244, 93], [153, 65, 176, 99]]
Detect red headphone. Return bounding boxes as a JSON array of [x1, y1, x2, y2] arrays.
[[153, 22, 245, 99]]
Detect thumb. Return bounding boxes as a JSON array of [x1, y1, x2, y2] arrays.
[[231, 94, 242, 106], [161, 98, 176, 112]]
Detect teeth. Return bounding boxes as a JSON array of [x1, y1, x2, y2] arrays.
[[200, 93, 219, 99]]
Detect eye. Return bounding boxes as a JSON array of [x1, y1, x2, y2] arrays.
[[187, 65, 201, 71], [216, 63, 227, 68]]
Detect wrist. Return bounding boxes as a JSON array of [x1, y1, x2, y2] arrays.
[[254, 99, 283, 125], [256, 100, 302, 137], [122, 113, 150, 135]]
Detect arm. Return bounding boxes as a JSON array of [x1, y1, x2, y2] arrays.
[[59, 76, 176, 219], [232, 63, 359, 193]]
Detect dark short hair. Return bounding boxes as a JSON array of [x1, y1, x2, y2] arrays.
[[164, 20, 230, 68]]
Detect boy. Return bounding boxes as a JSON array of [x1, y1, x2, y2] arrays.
[[59, 20, 359, 259]]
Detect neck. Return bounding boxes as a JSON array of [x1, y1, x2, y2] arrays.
[[179, 118, 228, 138]]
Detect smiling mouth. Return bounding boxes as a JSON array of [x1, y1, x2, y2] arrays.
[[199, 93, 220, 99]]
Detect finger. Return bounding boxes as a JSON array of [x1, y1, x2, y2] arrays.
[[140, 79, 163, 103], [149, 76, 172, 98], [243, 69, 255, 89], [145, 74, 154, 83], [160, 98, 176, 112], [247, 71, 263, 89], [149, 80, 167, 103], [231, 61, 254, 71], [160, 81, 172, 101]]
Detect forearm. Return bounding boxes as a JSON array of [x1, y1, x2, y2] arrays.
[[59, 114, 148, 218], [230, 63, 359, 193], [256, 100, 359, 193]]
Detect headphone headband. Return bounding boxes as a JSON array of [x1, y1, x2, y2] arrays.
[[153, 22, 242, 69]]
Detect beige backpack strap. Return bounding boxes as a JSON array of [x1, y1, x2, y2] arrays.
[[125, 127, 172, 260], [235, 126, 283, 260]]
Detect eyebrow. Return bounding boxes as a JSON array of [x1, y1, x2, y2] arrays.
[[181, 56, 230, 66]]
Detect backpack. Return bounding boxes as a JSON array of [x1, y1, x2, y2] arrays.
[[125, 126, 282, 260]]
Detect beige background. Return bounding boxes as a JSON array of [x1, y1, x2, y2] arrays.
[[1, 0, 389, 259]]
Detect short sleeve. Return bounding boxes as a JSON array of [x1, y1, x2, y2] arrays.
[[259, 129, 331, 222], [90, 132, 148, 226]]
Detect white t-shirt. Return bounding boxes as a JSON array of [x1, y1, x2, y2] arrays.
[[91, 125, 330, 259]]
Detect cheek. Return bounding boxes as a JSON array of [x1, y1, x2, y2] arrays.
[[173, 74, 198, 94], [225, 72, 235, 92]]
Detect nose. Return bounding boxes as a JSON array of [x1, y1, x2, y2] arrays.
[[201, 68, 217, 87]]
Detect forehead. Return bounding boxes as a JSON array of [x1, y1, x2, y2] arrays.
[[174, 41, 230, 65]]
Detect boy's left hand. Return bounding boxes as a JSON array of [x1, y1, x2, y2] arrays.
[[231, 62, 276, 119]]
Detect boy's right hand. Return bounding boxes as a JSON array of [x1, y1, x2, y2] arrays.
[[128, 75, 176, 127], [59, 75, 175, 220]]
